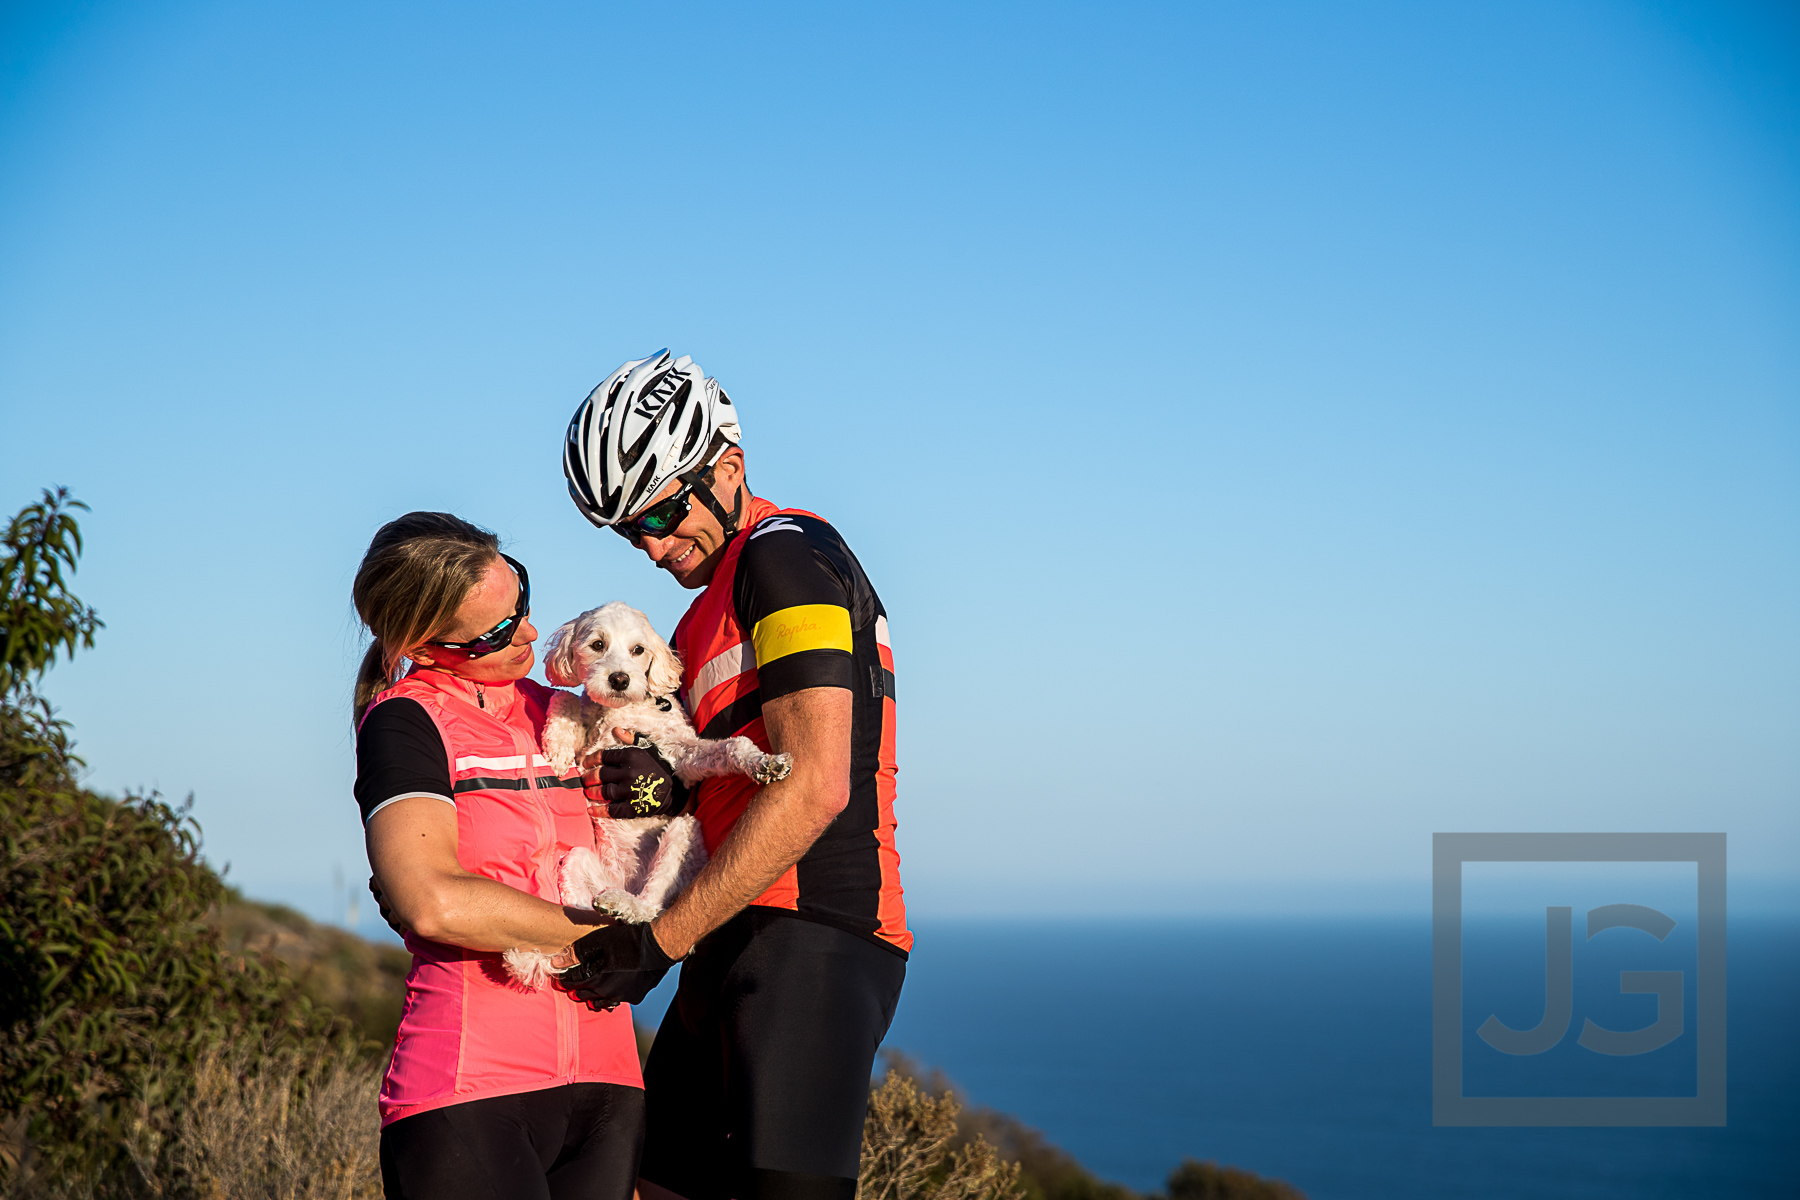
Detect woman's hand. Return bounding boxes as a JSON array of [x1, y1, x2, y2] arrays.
[[368, 874, 410, 937]]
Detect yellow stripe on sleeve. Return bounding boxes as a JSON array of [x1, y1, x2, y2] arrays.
[[751, 604, 853, 666]]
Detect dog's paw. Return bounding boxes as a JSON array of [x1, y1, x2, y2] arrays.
[[753, 753, 793, 785], [559, 846, 606, 910], [503, 948, 566, 991], [594, 888, 660, 923]]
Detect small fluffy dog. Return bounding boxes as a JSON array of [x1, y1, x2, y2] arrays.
[[503, 602, 791, 989]]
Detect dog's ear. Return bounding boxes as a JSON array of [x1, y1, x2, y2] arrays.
[[542, 616, 585, 687], [643, 622, 684, 700]]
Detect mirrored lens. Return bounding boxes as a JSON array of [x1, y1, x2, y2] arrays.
[[466, 618, 518, 656], [639, 495, 686, 534]]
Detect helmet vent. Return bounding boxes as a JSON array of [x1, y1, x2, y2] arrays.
[[679, 402, 705, 458], [621, 453, 660, 518]]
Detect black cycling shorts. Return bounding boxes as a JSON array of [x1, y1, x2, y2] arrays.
[[379, 1081, 644, 1200], [640, 908, 907, 1200]]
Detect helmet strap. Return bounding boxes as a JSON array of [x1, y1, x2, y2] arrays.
[[679, 468, 745, 539]]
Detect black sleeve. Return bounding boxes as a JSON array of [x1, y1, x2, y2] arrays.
[[354, 698, 453, 825], [732, 514, 859, 701]]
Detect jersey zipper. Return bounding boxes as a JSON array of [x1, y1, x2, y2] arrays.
[[512, 717, 576, 1079]]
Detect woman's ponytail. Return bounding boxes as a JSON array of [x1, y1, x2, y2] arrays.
[[352, 641, 394, 725], [350, 512, 500, 725]]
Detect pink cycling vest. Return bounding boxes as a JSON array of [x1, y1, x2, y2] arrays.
[[361, 669, 642, 1126]]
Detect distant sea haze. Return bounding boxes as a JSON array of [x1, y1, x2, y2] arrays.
[[652, 916, 1800, 1200]]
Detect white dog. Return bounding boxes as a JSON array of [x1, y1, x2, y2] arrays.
[[503, 602, 791, 989]]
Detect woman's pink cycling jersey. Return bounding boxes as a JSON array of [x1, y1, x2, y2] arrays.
[[360, 669, 642, 1126]]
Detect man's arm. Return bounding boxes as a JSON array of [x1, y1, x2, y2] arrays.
[[647, 685, 852, 958], [367, 796, 602, 954]]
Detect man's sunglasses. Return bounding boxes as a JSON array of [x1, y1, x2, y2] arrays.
[[429, 554, 530, 657], [611, 476, 705, 546], [611, 467, 740, 547]]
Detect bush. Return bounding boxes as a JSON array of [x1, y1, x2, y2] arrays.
[[0, 777, 348, 1194], [1157, 1159, 1305, 1200], [878, 1055, 1310, 1200], [210, 897, 410, 1052], [861, 1071, 1023, 1200], [0, 488, 352, 1196]]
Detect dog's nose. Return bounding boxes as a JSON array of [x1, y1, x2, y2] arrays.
[[608, 672, 631, 692]]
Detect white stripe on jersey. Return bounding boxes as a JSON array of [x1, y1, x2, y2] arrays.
[[687, 640, 754, 715]]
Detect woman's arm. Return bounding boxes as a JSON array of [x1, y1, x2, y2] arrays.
[[366, 796, 601, 954]]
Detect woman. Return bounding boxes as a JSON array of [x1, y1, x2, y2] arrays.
[[351, 511, 653, 1200]]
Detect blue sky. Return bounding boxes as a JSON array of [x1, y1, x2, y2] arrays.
[[2, 0, 1795, 926]]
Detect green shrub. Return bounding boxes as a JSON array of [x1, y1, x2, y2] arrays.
[[0, 487, 351, 1195], [0, 775, 348, 1193], [0, 488, 100, 791]]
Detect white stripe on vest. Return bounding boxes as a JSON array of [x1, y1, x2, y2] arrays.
[[453, 753, 535, 773]]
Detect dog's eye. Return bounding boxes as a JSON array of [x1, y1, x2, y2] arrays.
[[631, 645, 645, 656], [589, 640, 604, 652]]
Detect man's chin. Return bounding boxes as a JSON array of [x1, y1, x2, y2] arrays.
[[663, 558, 717, 590]]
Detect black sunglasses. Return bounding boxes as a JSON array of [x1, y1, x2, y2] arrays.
[[611, 477, 705, 546], [611, 468, 738, 547], [429, 554, 530, 657]]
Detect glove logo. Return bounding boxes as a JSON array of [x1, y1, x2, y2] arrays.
[[629, 773, 663, 815]]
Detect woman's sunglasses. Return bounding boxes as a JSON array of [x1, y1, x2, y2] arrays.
[[428, 554, 530, 657]]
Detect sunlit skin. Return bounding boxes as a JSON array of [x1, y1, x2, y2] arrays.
[[366, 552, 596, 964], [627, 446, 748, 590], [610, 447, 854, 962], [406, 556, 539, 683]]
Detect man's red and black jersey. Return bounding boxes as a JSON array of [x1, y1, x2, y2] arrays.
[[674, 497, 909, 956]]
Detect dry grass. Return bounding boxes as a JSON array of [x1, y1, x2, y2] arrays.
[[168, 1049, 382, 1200], [860, 1071, 1024, 1200]]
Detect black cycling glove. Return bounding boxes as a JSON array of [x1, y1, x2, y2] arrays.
[[561, 921, 677, 1011], [587, 740, 690, 819]]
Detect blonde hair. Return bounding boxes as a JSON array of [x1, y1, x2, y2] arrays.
[[351, 512, 500, 723]]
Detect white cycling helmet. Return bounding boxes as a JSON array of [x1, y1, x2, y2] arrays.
[[563, 350, 742, 529]]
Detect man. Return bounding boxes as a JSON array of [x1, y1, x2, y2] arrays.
[[558, 351, 909, 1200]]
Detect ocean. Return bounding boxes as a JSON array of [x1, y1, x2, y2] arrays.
[[636, 915, 1799, 1200]]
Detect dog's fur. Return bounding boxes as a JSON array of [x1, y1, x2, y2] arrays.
[[502, 602, 791, 990]]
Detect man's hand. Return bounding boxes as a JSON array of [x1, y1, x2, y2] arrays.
[[560, 921, 676, 1010]]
